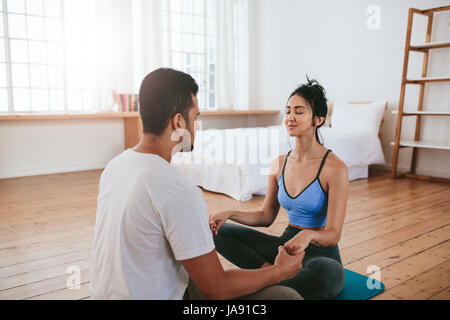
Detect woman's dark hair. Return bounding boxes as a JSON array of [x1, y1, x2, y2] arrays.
[[288, 75, 328, 145], [139, 68, 199, 136]]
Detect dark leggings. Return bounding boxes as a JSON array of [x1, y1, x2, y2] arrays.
[[213, 223, 345, 300]]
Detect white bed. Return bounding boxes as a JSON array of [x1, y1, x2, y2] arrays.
[[172, 101, 387, 201]]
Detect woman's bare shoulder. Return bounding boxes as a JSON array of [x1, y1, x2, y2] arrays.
[[325, 152, 348, 178], [270, 154, 288, 179]]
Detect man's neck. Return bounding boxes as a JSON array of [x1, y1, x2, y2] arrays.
[[132, 133, 174, 163]]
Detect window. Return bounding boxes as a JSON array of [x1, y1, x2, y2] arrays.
[[0, 0, 94, 114], [161, 0, 216, 110]]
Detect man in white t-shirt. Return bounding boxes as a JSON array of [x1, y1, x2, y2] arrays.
[[90, 68, 304, 300]]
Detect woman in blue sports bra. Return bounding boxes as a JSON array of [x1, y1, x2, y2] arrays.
[[209, 77, 349, 300]]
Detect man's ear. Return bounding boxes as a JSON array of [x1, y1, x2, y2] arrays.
[[172, 113, 186, 130]]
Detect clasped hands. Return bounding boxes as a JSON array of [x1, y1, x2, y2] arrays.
[[209, 212, 312, 261]]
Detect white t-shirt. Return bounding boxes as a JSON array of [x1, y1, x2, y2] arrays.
[[90, 149, 215, 300]]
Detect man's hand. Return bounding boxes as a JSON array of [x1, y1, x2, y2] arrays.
[[273, 246, 305, 281]]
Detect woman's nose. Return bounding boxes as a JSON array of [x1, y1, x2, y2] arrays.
[[287, 113, 296, 122]]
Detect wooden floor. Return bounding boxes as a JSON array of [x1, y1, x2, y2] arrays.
[[0, 168, 449, 300]]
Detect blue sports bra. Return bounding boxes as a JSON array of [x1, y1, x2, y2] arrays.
[[277, 149, 331, 228]]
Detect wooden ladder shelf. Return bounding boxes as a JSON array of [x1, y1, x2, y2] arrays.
[[391, 5, 450, 183]]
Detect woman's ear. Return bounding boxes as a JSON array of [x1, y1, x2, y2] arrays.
[[315, 115, 325, 127]]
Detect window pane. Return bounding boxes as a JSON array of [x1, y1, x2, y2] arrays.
[[182, 14, 194, 34], [8, 14, 27, 39], [0, 15, 4, 36], [7, 0, 26, 14], [172, 52, 182, 70], [0, 63, 6, 87], [197, 90, 205, 109], [183, 34, 193, 52], [27, 16, 45, 40], [66, 65, 82, 88], [48, 65, 63, 87], [194, 16, 203, 34], [193, 0, 204, 15], [31, 88, 48, 111], [27, 0, 44, 16], [0, 89, 8, 112], [28, 41, 47, 63], [83, 89, 94, 111], [10, 39, 28, 63], [49, 88, 64, 111], [45, 18, 61, 41], [47, 42, 63, 64], [13, 88, 30, 111], [171, 0, 182, 12], [182, 0, 193, 14], [67, 89, 82, 111], [206, 0, 214, 17], [11, 63, 29, 87], [0, 39, 5, 61], [63, 0, 80, 19], [171, 32, 181, 51], [30, 64, 48, 87], [44, 0, 61, 17], [171, 13, 181, 32]]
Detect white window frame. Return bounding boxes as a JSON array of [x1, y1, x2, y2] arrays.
[[161, 0, 216, 110], [0, 0, 89, 114]]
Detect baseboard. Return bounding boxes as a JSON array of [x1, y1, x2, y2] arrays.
[[0, 162, 108, 179], [372, 164, 450, 179]]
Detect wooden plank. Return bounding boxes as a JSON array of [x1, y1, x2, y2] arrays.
[[28, 282, 90, 300], [386, 261, 450, 300], [429, 287, 450, 300], [421, 5, 450, 14], [410, 40, 450, 50], [0, 259, 90, 291], [0, 239, 92, 268], [0, 249, 92, 279], [391, 7, 414, 178], [347, 241, 449, 289], [344, 225, 450, 272], [340, 215, 448, 264], [0, 269, 90, 300], [390, 140, 450, 151]]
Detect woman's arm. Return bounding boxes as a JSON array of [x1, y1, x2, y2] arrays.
[[210, 156, 284, 232], [284, 159, 349, 254]]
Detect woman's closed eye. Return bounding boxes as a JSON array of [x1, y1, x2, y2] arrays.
[[285, 110, 304, 115]]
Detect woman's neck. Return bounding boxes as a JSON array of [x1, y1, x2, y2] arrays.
[[292, 132, 324, 162]]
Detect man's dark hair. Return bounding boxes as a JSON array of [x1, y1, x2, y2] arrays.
[[288, 75, 328, 145], [139, 68, 199, 135]]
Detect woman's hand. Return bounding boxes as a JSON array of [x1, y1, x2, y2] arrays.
[[209, 211, 233, 235], [283, 230, 314, 255]]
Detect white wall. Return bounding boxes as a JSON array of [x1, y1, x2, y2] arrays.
[[0, 119, 124, 179], [250, 0, 450, 178]]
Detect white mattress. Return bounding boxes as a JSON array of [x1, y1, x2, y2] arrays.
[[172, 125, 385, 201]]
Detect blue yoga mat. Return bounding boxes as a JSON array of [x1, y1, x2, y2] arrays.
[[331, 269, 385, 300]]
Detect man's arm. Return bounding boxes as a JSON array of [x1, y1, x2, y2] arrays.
[[181, 247, 303, 300]]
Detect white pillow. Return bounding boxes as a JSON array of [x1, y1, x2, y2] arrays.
[[331, 100, 387, 134]]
